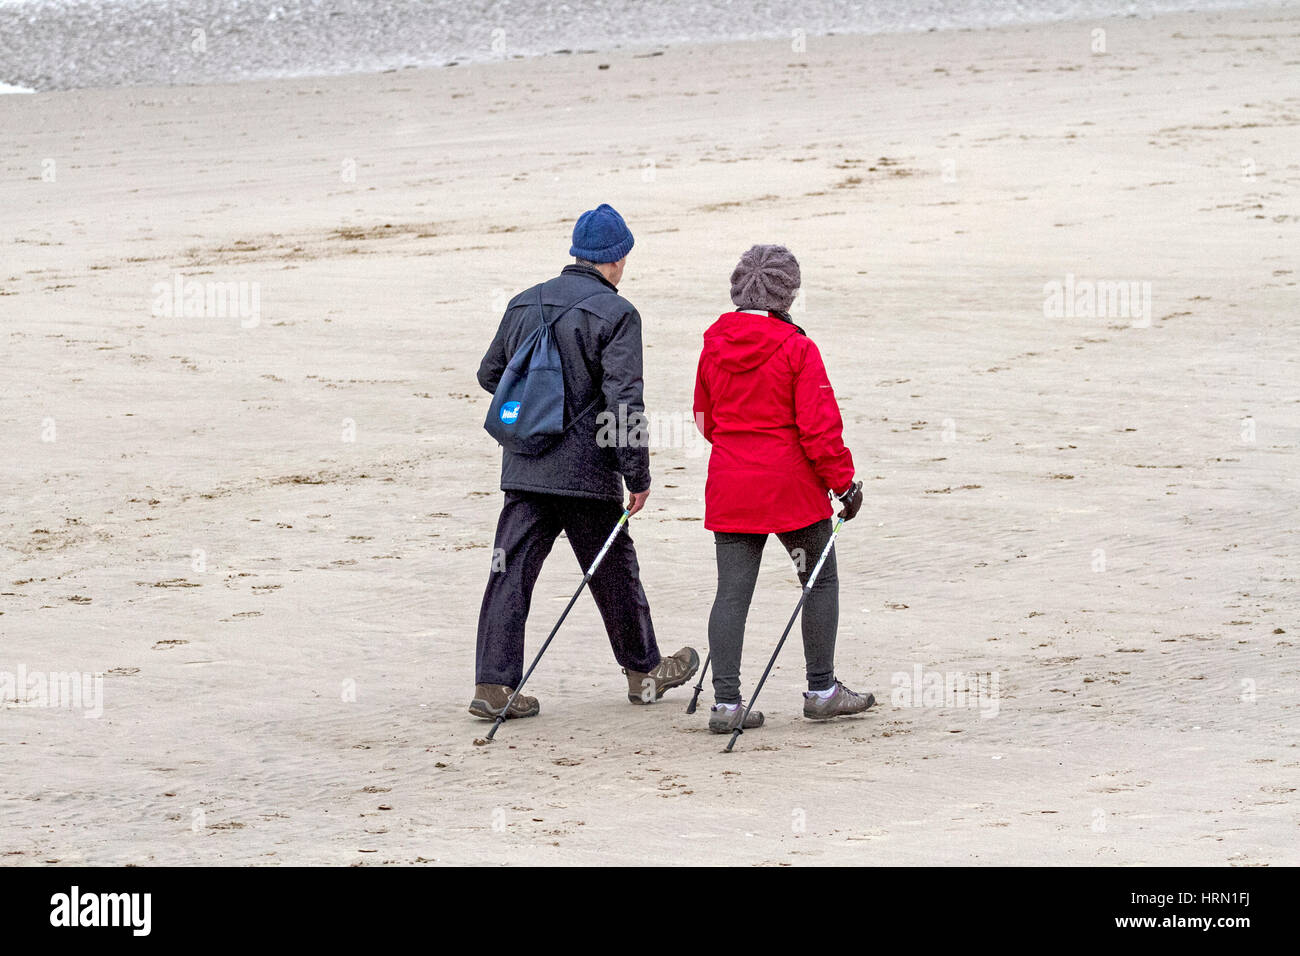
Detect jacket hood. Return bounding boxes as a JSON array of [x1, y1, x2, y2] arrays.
[[701, 311, 801, 373]]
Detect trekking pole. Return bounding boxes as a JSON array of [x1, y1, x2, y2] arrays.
[[685, 653, 711, 714], [485, 509, 631, 742], [725, 516, 845, 753]]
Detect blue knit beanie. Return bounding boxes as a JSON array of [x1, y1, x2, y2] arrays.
[[569, 203, 634, 263]]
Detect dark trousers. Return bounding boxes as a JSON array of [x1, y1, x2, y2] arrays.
[[708, 519, 839, 704], [476, 491, 661, 687]]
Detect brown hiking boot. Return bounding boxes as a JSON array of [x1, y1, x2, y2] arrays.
[[708, 701, 765, 734], [624, 646, 700, 703], [803, 680, 875, 720], [468, 683, 540, 720]]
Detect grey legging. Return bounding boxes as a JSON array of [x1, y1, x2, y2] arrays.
[[708, 518, 838, 704]]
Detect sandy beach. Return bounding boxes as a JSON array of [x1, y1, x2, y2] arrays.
[[2, 6, 1297, 866]]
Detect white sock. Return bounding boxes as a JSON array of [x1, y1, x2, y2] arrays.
[[714, 702, 740, 711], [806, 685, 836, 700]]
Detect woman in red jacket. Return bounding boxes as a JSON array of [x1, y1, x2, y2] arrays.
[[693, 245, 875, 734]]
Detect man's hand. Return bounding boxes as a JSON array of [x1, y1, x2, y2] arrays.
[[626, 490, 650, 517], [834, 481, 863, 521]]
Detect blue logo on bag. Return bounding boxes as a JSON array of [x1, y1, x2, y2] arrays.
[[500, 401, 521, 425]]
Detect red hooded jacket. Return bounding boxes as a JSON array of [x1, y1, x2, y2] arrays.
[[693, 311, 855, 533]]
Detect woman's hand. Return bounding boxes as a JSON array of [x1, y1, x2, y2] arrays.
[[834, 481, 863, 521]]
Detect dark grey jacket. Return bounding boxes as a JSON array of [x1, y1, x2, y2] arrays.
[[477, 264, 651, 501]]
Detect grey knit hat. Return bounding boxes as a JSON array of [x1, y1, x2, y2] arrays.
[[730, 244, 801, 312]]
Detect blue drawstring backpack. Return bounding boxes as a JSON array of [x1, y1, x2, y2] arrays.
[[484, 286, 604, 456]]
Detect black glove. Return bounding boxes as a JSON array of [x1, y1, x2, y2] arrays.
[[834, 480, 863, 521]]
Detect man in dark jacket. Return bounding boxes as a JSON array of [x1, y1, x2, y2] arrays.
[[470, 203, 698, 721]]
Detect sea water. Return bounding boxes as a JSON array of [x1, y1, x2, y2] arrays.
[[0, 0, 1290, 92]]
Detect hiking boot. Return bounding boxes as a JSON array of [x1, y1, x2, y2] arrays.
[[624, 646, 699, 703], [468, 683, 540, 720], [708, 702, 765, 734], [803, 680, 875, 720]]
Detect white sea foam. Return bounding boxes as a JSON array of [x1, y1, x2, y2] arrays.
[[0, 0, 1290, 91]]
